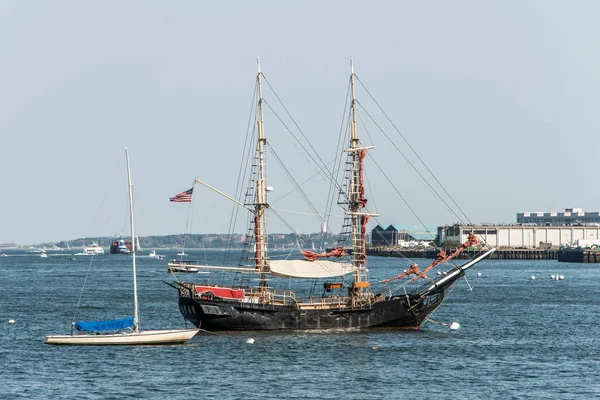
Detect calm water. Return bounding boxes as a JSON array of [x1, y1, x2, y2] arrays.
[[1, 249, 599, 399]]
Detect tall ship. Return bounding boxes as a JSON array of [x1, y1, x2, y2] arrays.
[[109, 234, 132, 254], [174, 61, 495, 331]]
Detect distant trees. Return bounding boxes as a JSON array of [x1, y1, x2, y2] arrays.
[[45, 232, 340, 250]]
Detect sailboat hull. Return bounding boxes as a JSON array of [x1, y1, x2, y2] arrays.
[[178, 291, 444, 331], [44, 329, 199, 346]]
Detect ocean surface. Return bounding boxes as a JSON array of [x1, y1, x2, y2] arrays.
[[1, 249, 599, 399]]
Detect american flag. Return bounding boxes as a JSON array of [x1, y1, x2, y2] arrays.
[[170, 187, 193, 203]]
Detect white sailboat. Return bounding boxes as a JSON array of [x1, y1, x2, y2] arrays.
[[44, 148, 199, 346]]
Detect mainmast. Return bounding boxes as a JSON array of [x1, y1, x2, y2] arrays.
[[347, 60, 377, 290], [255, 58, 268, 289], [125, 148, 139, 332], [349, 60, 362, 283]]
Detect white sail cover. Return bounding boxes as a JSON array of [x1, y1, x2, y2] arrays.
[[267, 259, 357, 279]]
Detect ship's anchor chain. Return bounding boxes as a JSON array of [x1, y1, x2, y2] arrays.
[[426, 317, 460, 330], [463, 275, 473, 291], [424, 283, 462, 329]]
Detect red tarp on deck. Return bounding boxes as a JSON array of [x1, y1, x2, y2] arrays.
[[195, 286, 244, 299]]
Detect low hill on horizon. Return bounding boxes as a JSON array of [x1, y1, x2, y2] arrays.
[[26, 232, 339, 250]]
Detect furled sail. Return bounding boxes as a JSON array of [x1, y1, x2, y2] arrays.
[[267, 259, 357, 279], [75, 317, 135, 332]]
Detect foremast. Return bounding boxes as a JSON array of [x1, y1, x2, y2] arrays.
[[347, 60, 377, 303], [255, 58, 268, 290]]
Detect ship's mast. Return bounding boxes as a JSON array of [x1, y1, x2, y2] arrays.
[[348, 60, 377, 289], [255, 58, 268, 288], [349, 60, 361, 282]]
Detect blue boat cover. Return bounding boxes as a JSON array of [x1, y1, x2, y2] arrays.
[[75, 317, 135, 332]]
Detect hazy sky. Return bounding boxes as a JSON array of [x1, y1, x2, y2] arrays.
[[2, 1, 599, 244]]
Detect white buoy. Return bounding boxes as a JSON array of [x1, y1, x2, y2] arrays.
[[442, 271, 448, 275], [559, 275, 565, 280], [530, 276, 536, 280], [551, 274, 556, 280], [436, 271, 441, 275], [371, 346, 379, 350], [477, 272, 482, 277], [8, 319, 15, 324], [246, 338, 255, 344], [449, 322, 460, 330]]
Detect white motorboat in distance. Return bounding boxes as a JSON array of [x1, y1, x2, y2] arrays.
[[168, 260, 199, 273], [148, 250, 166, 260], [83, 243, 105, 255]]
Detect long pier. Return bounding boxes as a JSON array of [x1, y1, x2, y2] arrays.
[[366, 247, 558, 260], [557, 249, 600, 263]]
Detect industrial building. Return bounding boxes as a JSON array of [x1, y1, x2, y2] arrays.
[[438, 223, 600, 249], [517, 208, 600, 226], [371, 225, 417, 246]]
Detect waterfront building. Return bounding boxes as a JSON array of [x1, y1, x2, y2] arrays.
[[371, 225, 416, 246], [517, 207, 600, 226], [438, 223, 600, 249]]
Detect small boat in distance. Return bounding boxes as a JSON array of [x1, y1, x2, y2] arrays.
[[40, 251, 48, 258], [168, 261, 199, 273], [148, 250, 165, 260], [0, 250, 8, 257], [177, 250, 186, 256], [110, 234, 131, 254], [83, 243, 105, 255], [44, 148, 199, 345]]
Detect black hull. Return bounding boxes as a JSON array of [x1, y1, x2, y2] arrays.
[[176, 249, 494, 331], [178, 291, 445, 331]]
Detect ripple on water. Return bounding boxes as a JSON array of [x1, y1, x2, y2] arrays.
[[1, 255, 600, 399]]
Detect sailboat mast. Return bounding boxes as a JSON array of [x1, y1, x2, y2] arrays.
[[125, 148, 139, 332], [255, 58, 268, 288], [349, 60, 363, 282]]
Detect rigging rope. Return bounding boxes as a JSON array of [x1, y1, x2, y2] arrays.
[[70, 254, 98, 332], [266, 142, 324, 224], [354, 75, 493, 250], [422, 281, 461, 328], [355, 75, 473, 226], [323, 78, 352, 249], [70, 156, 127, 331], [224, 79, 259, 270], [262, 75, 353, 251], [262, 75, 332, 177]]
